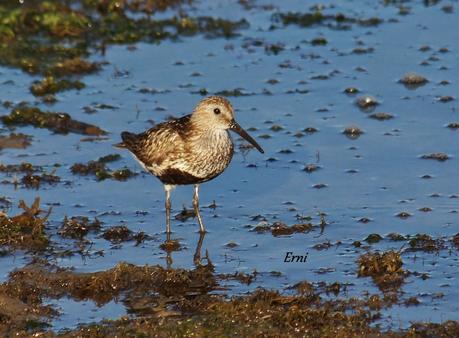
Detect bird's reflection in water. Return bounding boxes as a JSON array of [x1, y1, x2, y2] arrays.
[[160, 232, 213, 269]]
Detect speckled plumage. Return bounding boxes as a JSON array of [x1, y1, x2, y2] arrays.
[[115, 96, 264, 233], [118, 114, 233, 185]]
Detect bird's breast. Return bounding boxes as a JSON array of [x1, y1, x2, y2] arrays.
[[184, 129, 234, 180]]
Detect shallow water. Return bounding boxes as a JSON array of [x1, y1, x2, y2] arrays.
[[1, 0, 459, 331]]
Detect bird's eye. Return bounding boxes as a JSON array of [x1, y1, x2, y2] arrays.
[[213, 108, 221, 115]]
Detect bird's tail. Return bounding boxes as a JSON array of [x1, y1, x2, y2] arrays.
[[113, 131, 138, 149]]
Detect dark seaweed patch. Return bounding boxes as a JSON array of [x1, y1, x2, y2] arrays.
[[0, 198, 50, 251], [421, 153, 449, 161], [59, 216, 101, 240], [1, 106, 106, 136], [71, 154, 136, 181], [357, 251, 405, 291], [253, 221, 312, 236], [0, 133, 32, 149]]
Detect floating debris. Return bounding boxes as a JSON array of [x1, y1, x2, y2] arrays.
[[253, 221, 312, 236], [175, 206, 196, 221], [214, 88, 252, 96], [396, 211, 412, 219], [344, 87, 360, 95], [0, 133, 32, 150], [303, 163, 320, 173], [102, 226, 134, 244], [343, 126, 364, 139], [1, 106, 107, 136], [369, 112, 394, 121], [419, 207, 432, 212], [355, 96, 379, 110], [387, 233, 406, 241], [399, 73, 428, 89], [160, 239, 182, 252], [50, 57, 100, 77], [452, 234, 459, 248], [273, 12, 382, 29], [0, 162, 60, 189], [313, 183, 327, 189], [303, 127, 318, 133], [30, 76, 85, 96], [269, 124, 284, 132], [0, 162, 37, 174], [71, 154, 136, 181], [421, 153, 449, 161], [21, 172, 60, 189], [365, 234, 383, 244], [438, 95, 454, 103], [59, 216, 101, 240], [408, 234, 445, 252], [311, 37, 328, 45]]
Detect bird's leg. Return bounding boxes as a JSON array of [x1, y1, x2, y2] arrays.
[[193, 184, 206, 233], [193, 231, 205, 266], [164, 185, 172, 233]]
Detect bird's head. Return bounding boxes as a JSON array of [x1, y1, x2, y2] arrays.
[[192, 96, 264, 154]]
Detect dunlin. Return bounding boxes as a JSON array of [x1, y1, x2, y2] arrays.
[[115, 96, 264, 233]]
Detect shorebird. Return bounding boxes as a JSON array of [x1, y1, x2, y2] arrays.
[[115, 96, 264, 233]]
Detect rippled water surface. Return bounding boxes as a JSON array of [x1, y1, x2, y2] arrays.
[[1, 0, 458, 331]]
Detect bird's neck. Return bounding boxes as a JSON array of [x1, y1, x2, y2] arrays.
[[191, 128, 231, 149]]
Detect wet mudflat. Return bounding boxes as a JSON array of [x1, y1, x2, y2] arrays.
[[1, 0, 459, 336]]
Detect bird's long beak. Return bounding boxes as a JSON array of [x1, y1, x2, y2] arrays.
[[229, 120, 264, 154]]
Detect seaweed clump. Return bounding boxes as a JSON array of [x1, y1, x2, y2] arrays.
[[102, 225, 149, 244], [59, 216, 101, 240], [30, 76, 85, 96], [421, 152, 449, 161], [272, 11, 382, 29], [408, 234, 446, 252], [71, 154, 136, 181], [0, 198, 50, 251], [0, 133, 32, 149], [1, 106, 107, 136], [357, 250, 405, 291], [399, 73, 428, 89], [0, 162, 60, 189], [0, 0, 247, 81], [0, 258, 457, 336], [253, 221, 313, 236]]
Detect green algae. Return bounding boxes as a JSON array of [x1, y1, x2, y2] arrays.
[[0, 1, 247, 82], [1, 106, 107, 135]]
